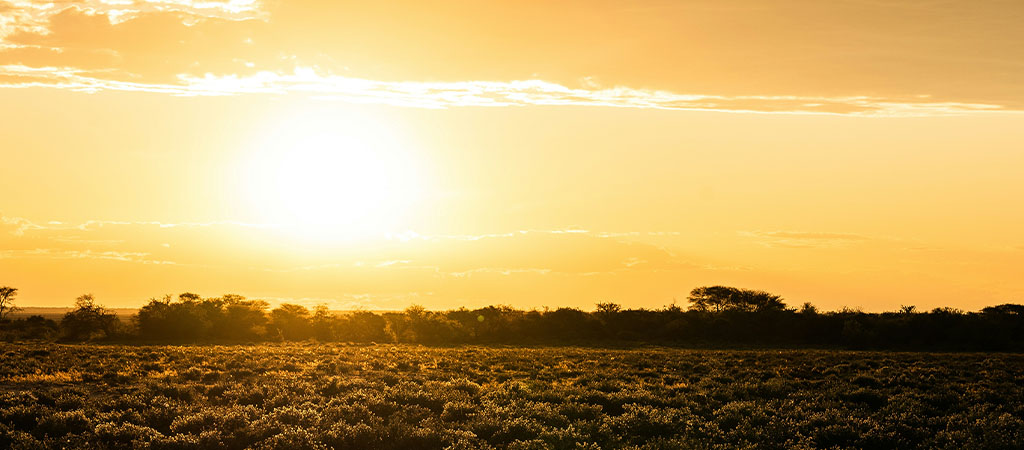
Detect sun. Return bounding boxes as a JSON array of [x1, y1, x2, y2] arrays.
[[238, 110, 424, 241]]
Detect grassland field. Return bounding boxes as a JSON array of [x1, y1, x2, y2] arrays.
[[1, 344, 1022, 449]]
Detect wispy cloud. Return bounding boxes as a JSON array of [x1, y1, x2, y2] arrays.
[[3, 0, 1023, 115], [0, 248, 176, 265], [741, 230, 872, 248], [448, 267, 555, 277], [0, 65, 1006, 116], [0, 215, 668, 243], [1, 214, 274, 235], [2, 215, 706, 277], [1, 215, 46, 235], [0, 0, 264, 40], [173, 70, 1011, 116]]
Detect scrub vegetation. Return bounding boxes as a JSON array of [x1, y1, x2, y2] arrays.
[[1, 344, 1022, 449], [2, 286, 1022, 351], [3, 285, 1022, 448]]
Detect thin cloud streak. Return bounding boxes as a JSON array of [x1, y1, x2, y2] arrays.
[[1, 214, 276, 235], [0, 248, 177, 265], [1, 215, 672, 243], [741, 230, 873, 248], [0, 65, 1006, 116]]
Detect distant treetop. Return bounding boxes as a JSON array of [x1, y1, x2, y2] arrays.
[[687, 286, 789, 312]]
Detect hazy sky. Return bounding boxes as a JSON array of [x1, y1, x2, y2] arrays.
[[2, 0, 1023, 311]]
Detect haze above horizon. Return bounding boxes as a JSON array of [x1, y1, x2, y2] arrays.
[[2, 0, 1023, 312]]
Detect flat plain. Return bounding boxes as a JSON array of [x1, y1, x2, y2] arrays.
[[1, 344, 1022, 449]]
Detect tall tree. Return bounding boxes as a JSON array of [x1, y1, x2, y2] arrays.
[[0, 286, 19, 321]]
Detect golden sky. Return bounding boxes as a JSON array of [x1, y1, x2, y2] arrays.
[[2, 0, 1023, 311]]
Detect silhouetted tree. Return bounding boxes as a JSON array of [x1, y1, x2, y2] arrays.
[[219, 295, 269, 340], [269, 304, 312, 340], [542, 307, 600, 341], [134, 293, 268, 341], [0, 286, 19, 321], [135, 295, 175, 339], [135, 293, 223, 340], [687, 286, 788, 312], [596, 302, 622, 318], [60, 294, 120, 341], [452, 305, 521, 342], [338, 310, 389, 342], [983, 304, 1024, 315], [385, 309, 415, 342], [311, 305, 335, 341], [403, 305, 464, 343], [178, 292, 202, 302], [899, 305, 918, 314], [595, 302, 623, 338], [24, 285, 1024, 350]]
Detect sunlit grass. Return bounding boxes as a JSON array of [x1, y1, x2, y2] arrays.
[[1, 343, 1021, 449]]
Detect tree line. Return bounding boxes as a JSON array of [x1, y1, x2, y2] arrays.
[[1, 285, 1022, 350]]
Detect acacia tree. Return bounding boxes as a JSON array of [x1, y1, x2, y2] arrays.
[[0, 286, 19, 321], [983, 304, 1024, 315], [687, 286, 788, 312], [596, 302, 622, 317], [60, 294, 120, 341]]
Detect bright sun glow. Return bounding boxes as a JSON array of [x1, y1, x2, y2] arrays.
[[240, 111, 424, 241]]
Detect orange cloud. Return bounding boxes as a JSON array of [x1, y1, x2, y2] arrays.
[[2, 1, 1023, 113]]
